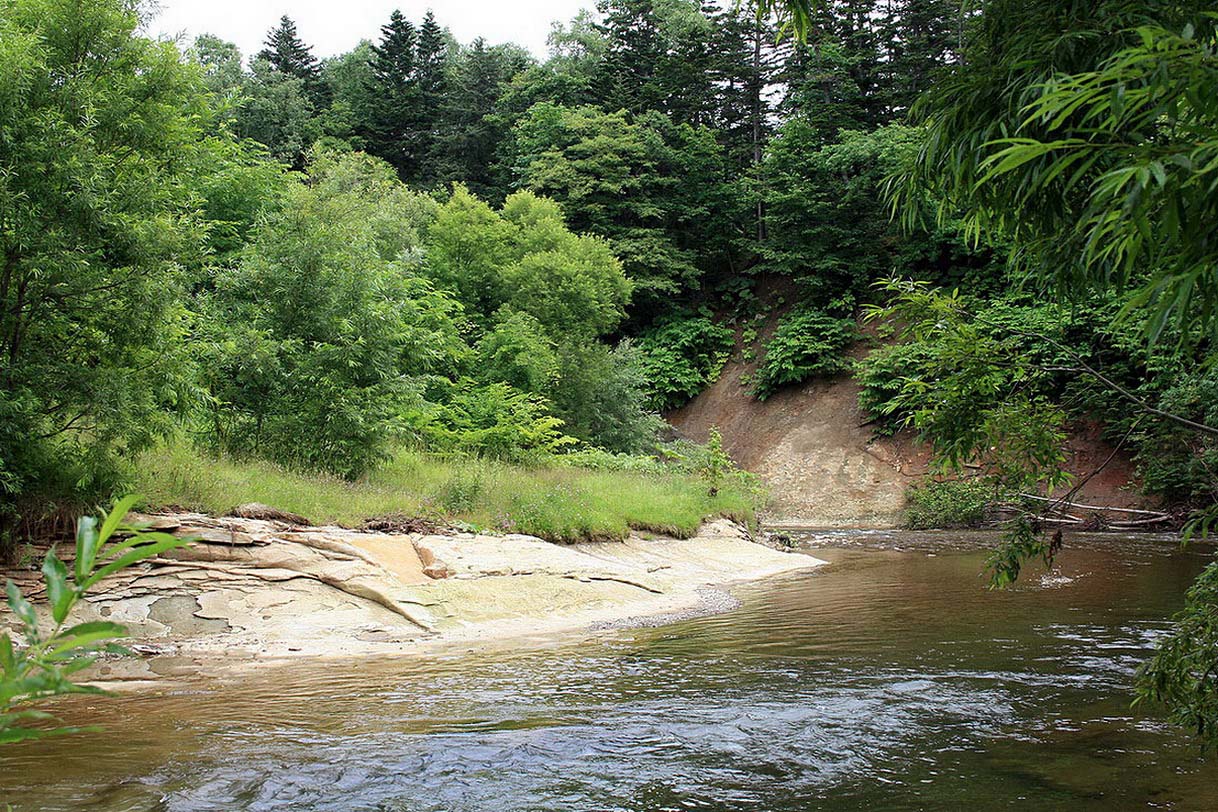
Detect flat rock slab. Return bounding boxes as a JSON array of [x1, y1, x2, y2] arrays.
[[17, 514, 825, 666]]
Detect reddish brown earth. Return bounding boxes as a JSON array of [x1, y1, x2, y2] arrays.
[[668, 344, 1155, 528]]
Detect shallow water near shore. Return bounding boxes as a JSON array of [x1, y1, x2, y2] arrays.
[[2, 530, 1215, 811]]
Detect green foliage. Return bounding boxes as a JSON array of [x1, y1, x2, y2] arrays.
[[425, 187, 631, 337], [904, 478, 996, 530], [1132, 368, 1218, 506], [1137, 559, 1218, 746], [635, 315, 735, 411], [856, 341, 937, 436], [194, 137, 292, 264], [426, 383, 576, 463], [751, 306, 858, 400], [474, 309, 559, 393], [560, 447, 670, 475], [549, 342, 664, 455], [860, 281, 1073, 493], [504, 103, 740, 315], [699, 428, 732, 495], [764, 123, 968, 302], [235, 58, 320, 168], [198, 151, 462, 478], [432, 39, 532, 197], [0, 0, 212, 529], [985, 515, 1062, 590], [1, 496, 192, 744], [898, 2, 1218, 344], [424, 185, 515, 318], [504, 235, 631, 340], [435, 470, 485, 514]]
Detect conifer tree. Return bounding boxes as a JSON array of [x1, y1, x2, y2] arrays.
[[883, 0, 957, 107], [435, 39, 527, 196], [364, 9, 420, 178], [415, 11, 451, 183], [595, 0, 665, 113], [710, 1, 785, 168], [257, 15, 329, 109], [416, 11, 449, 106]]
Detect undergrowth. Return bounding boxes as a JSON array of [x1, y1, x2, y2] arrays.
[[133, 439, 760, 543], [904, 478, 996, 530]]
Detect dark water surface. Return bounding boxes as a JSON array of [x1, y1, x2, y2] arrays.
[[2, 531, 1215, 811]]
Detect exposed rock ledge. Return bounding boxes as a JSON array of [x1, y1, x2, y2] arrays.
[[56, 514, 823, 676]]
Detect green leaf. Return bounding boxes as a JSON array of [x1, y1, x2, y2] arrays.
[[47, 621, 128, 657], [96, 529, 185, 564], [74, 515, 100, 585], [98, 494, 139, 548], [0, 632, 14, 674], [5, 580, 37, 630], [41, 549, 76, 626], [81, 534, 191, 590], [0, 724, 101, 744]]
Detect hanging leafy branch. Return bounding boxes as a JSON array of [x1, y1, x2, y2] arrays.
[[754, 0, 816, 41], [1136, 559, 1218, 748], [895, 9, 1218, 344], [1, 496, 191, 745]]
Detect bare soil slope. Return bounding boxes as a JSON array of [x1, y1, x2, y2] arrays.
[[669, 356, 929, 527], [669, 354, 1152, 528]]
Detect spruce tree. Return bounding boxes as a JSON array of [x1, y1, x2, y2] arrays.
[[364, 9, 421, 179], [883, 0, 957, 108], [594, 0, 664, 113], [416, 11, 449, 106], [710, 1, 785, 169], [435, 39, 524, 196], [415, 11, 451, 183], [257, 15, 329, 109]]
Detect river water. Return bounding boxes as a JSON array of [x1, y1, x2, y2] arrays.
[[1, 530, 1215, 811]]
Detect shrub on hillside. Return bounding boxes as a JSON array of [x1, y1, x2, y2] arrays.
[[751, 307, 858, 400], [856, 341, 939, 435], [550, 342, 665, 455], [635, 314, 735, 411]]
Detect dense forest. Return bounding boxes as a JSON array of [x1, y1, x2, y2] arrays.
[[0, 0, 978, 510], [2, 0, 1218, 743]]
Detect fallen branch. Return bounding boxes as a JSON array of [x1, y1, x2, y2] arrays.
[[1014, 493, 1170, 518]]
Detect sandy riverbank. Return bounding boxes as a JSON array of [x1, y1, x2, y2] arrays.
[[49, 513, 823, 681]]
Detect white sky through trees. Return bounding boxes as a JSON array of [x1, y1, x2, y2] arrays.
[[146, 0, 595, 60]]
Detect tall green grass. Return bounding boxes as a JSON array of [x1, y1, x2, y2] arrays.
[[132, 441, 759, 542]]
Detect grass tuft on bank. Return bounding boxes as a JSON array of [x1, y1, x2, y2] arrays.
[[133, 441, 759, 543]]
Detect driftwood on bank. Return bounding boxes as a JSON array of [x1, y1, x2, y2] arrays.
[[992, 493, 1174, 531]]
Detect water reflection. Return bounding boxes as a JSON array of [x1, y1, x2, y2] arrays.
[[1, 532, 1214, 811]]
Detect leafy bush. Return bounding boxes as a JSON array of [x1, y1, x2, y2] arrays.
[[0, 0, 210, 532], [436, 470, 486, 514], [635, 314, 735, 410], [426, 382, 575, 463], [1134, 369, 1218, 507], [1137, 558, 1218, 745], [474, 308, 559, 393], [904, 479, 996, 530], [856, 341, 939, 435], [425, 186, 631, 339], [550, 342, 665, 455], [560, 448, 669, 474], [197, 151, 466, 479], [751, 307, 858, 400]]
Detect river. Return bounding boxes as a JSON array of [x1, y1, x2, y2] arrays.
[[1, 530, 1214, 811]]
